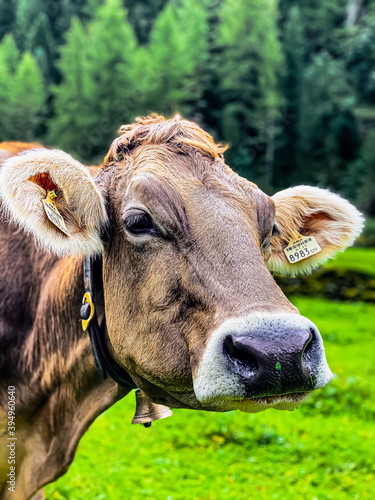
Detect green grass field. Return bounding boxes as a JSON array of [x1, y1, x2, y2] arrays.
[[46, 297, 375, 500], [324, 247, 375, 275]]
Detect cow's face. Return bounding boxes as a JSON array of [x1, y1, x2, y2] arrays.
[[0, 117, 363, 414]]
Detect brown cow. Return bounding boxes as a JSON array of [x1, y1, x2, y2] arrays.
[[0, 116, 363, 499], [0, 142, 43, 164]]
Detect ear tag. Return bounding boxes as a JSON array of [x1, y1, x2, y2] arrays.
[[42, 190, 70, 237], [284, 235, 321, 264]]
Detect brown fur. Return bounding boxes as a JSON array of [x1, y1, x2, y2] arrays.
[[0, 142, 43, 163], [104, 114, 227, 164], [0, 116, 362, 499]]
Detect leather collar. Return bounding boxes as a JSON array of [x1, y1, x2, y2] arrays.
[[80, 255, 137, 390]]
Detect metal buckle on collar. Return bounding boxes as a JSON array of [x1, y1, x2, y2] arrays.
[[81, 292, 95, 331]]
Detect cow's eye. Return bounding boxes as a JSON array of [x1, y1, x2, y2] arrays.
[[262, 223, 279, 253], [124, 212, 156, 236], [272, 223, 280, 237]]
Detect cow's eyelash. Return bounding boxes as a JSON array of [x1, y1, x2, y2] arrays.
[[124, 211, 158, 236], [272, 223, 280, 237], [262, 223, 280, 250]]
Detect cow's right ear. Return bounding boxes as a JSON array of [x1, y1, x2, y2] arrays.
[[0, 149, 107, 256]]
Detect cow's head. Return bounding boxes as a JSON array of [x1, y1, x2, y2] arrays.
[[0, 116, 363, 413]]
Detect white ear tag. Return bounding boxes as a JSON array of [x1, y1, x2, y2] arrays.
[[42, 190, 70, 237], [284, 235, 321, 264]]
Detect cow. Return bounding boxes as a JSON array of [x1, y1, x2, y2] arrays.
[[0, 143, 43, 164], [0, 116, 363, 499]]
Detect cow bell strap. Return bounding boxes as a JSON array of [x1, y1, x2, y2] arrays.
[[80, 255, 137, 390]]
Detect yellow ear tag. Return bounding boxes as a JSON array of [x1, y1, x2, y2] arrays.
[[42, 190, 70, 237], [284, 235, 321, 264]]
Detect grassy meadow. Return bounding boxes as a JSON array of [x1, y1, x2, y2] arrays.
[[324, 248, 375, 276], [46, 252, 375, 500]]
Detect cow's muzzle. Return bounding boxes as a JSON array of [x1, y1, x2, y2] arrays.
[[224, 327, 317, 398], [193, 313, 332, 410]]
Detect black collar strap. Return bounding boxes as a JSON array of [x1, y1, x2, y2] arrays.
[[80, 255, 137, 390]]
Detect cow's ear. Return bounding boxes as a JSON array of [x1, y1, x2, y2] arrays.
[[0, 149, 107, 256], [268, 186, 364, 276]]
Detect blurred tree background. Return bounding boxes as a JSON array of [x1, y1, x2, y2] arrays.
[[0, 0, 374, 218]]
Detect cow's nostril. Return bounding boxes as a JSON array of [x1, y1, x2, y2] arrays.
[[223, 335, 258, 374], [302, 328, 315, 361]]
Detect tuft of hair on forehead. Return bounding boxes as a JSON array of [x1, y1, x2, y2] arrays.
[[104, 115, 227, 165]]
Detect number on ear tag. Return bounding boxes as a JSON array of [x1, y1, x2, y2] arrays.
[[284, 235, 321, 264], [42, 190, 70, 237]]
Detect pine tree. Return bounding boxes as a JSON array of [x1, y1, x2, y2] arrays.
[[51, 0, 102, 45], [217, 0, 283, 189], [144, 0, 209, 116], [82, 0, 139, 158], [10, 51, 45, 140], [299, 0, 347, 56], [0, 34, 19, 140], [123, 0, 168, 45], [345, 13, 375, 104], [27, 11, 57, 84], [194, 0, 225, 126], [0, 32, 19, 71], [0, 36, 45, 142], [13, 0, 57, 83], [274, 5, 305, 189], [48, 18, 92, 156], [299, 51, 359, 190], [50, 0, 139, 159], [0, 0, 16, 42], [13, 0, 41, 52], [145, 3, 185, 114]]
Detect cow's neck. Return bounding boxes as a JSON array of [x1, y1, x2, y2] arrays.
[[1, 255, 130, 500]]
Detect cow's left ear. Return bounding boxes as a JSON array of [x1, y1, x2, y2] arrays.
[[268, 186, 364, 276], [0, 149, 107, 256]]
